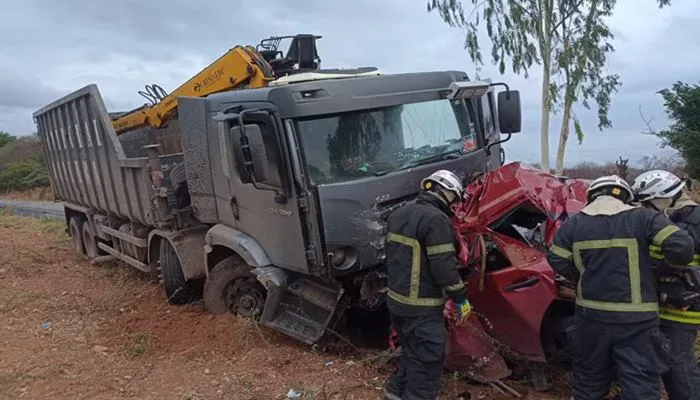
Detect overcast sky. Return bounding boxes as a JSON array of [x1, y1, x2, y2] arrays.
[[1, 0, 698, 166]]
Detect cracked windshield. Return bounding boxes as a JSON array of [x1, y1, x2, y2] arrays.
[[296, 99, 479, 184]]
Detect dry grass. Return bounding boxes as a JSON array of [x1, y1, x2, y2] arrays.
[[0, 186, 55, 201]]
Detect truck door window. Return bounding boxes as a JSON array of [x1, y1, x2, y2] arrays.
[[481, 93, 498, 143], [228, 118, 284, 189], [257, 120, 283, 189], [294, 99, 479, 185]]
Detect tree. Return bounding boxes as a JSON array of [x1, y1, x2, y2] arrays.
[[426, 0, 671, 172], [0, 131, 16, 149], [649, 82, 700, 178], [615, 156, 629, 180], [638, 153, 685, 176], [551, 0, 620, 174]]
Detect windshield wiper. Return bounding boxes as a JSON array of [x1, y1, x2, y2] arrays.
[[396, 149, 462, 171]]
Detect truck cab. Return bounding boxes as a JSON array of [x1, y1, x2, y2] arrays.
[[179, 69, 522, 344]]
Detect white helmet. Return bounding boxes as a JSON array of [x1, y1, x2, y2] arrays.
[[421, 169, 464, 198], [587, 175, 634, 202], [631, 170, 686, 202]]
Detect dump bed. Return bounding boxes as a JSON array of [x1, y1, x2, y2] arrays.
[[33, 84, 184, 226]]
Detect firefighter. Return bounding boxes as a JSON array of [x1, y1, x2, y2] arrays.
[[383, 169, 471, 400], [632, 169, 700, 400], [546, 175, 694, 400]]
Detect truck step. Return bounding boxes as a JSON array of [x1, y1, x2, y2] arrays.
[[266, 311, 323, 344], [257, 272, 344, 345]]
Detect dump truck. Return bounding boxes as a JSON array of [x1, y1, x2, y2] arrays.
[[32, 62, 522, 345]]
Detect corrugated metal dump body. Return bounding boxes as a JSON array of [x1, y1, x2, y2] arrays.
[[33, 84, 176, 226]]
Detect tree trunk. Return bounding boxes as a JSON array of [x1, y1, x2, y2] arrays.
[[555, 97, 574, 175], [539, 1, 554, 172], [539, 65, 552, 172]]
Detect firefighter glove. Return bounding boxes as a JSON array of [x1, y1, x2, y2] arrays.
[[455, 300, 472, 325], [661, 291, 700, 309]]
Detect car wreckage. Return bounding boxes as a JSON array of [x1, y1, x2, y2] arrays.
[[389, 162, 590, 389]]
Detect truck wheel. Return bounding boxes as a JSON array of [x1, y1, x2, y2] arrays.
[[81, 220, 100, 260], [158, 239, 201, 305], [203, 256, 266, 318], [69, 216, 85, 256]]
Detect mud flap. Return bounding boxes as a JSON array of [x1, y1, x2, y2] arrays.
[[252, 266, 344, 344]]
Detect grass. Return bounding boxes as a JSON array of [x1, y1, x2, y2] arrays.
[[0, 186, 54, 201], [0, 210, 65, 238], [124, 332, 156, 358], [87, 267, 142, 316], [0, 292, 48, 316], [0, 212, 68, 277]]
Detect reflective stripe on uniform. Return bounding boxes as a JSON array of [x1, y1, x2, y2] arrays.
[[577, 298, 659, 313], [573, 238, 658, 312], [660, 307, 700, 325], [444, 281, 465, 292], [387, 232, 446, 307], [649, 244, 700, 266], [387, 290, 445, 306], [653, 225, 681, 247], [426, 243, 455, 255], [550, 244, 572, 259]]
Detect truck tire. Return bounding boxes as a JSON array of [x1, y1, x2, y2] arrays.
[[69, 216, 85, 257], [203, 256, 265, 317], [159, 239, 201, 305], [81, 220, 100, 260]]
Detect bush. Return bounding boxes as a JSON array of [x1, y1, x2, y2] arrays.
[[0, 154, 50, 192], [0, 134, 50, 193], [0, 131, 16, 149]]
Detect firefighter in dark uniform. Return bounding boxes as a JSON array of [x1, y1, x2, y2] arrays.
[[383, 169, 471, 400], [632, 170, 700, 400], [547, 175, 694, 400]]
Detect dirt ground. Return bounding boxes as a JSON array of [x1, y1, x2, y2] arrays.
[[0, 213, 573, 400]]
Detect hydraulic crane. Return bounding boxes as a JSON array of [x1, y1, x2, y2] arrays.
[[112, 34, 322, 135]]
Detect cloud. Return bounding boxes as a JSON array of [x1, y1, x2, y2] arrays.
[[0, 0, 697, 167]]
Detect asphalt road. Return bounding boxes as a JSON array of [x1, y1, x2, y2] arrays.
[[0, 200, 63, 220]]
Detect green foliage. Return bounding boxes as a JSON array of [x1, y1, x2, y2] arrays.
[[427, 0, 671, 77], [427, 0, 669, 171], [553, 0, 621, 132], [651, 82, 700, 179], [0, 153, 50, 192], [0, 134, 49, 192], [427, 0, 541, 78], [0, 131, 17, 149], [573, 116, 584, 144]]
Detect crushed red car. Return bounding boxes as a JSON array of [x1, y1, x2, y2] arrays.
[[389, 162, 590, 383]]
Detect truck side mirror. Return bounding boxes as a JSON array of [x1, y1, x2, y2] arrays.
[[497, 90, 522, 134], [230, 123, 270, 184]]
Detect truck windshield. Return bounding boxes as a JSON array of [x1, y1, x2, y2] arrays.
[[295, 98, 480, 185]]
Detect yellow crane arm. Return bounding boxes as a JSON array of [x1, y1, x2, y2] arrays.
[[113, 45, 275, 135]]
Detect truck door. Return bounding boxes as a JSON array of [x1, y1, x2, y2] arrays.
[[479, 91, 504, 170], [216, 106, 314, 275]]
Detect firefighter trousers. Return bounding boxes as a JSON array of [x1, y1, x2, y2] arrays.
[[661, 323, 700, 400], [572, 316, 666, 400], [386, 313, 446, 400]]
